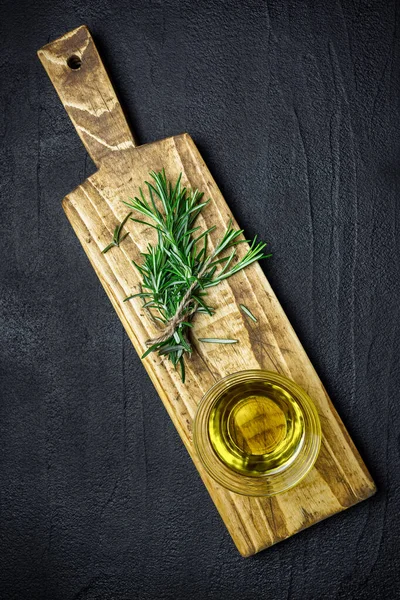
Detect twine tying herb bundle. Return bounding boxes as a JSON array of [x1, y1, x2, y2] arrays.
[[118, 170, 270, 381]]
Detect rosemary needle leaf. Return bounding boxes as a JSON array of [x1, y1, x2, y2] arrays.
[[102, 212, 132, 253], [159, 345, 186, 355], [123, 292, 152, 302], [179, 357, 186, 383], [112, 225, 119, 243], [116, 212, 133, 239], [239, 304, 257, 322], [141, 344, 159, 359], [198, 338, 238, 344], [102, 242, 115, 254]]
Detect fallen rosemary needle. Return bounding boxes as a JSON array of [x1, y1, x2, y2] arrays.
[[239, 304, 257, 323], [123, 170, 271, 382], [102, 212, 132, 254], [198, 338, 238, 344]]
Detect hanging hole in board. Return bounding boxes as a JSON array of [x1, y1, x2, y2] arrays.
[[67, 55, 82, 70]]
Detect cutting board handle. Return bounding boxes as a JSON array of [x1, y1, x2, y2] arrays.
[[38, 25, 137, 169]]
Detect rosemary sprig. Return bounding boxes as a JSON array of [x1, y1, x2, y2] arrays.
[[124, 170, 271, 381], [102, 212, 132, 254]]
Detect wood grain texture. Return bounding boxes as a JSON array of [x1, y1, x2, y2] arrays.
[[38, 26, 375, 556], [37, 25, 136, 168]]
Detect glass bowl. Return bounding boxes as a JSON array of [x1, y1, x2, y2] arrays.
[[193, 370, 321, 496]]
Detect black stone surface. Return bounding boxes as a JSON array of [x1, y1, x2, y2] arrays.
[[1, 1, 399, 598]]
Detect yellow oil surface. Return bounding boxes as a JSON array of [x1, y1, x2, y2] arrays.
[[208, 381, 305, 477]]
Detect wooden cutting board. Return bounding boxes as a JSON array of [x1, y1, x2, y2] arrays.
[[38, 25, 375, 557]]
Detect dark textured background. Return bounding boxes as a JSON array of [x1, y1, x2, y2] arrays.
[[1, 1, 399, 598]]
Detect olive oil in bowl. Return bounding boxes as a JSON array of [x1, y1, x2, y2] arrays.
[[193, 371, 321, 496]]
